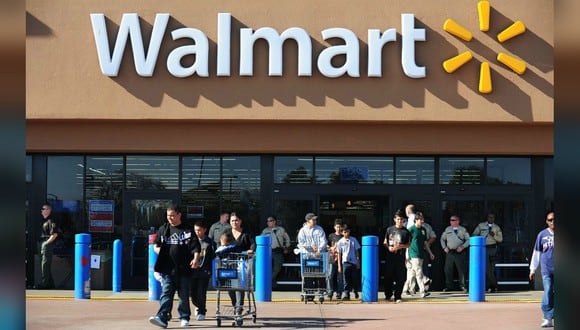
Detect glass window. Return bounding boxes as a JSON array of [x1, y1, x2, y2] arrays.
[[47, 156, 84, 237], [126, 156, 179, 190], [26, 155, 32, 183], [439, 157, 484, 184], [487, 200, 530, 263], [274, 156, 313, 184], [222, 156, 261, 230], [544, 158, 553, 210], [395, 157, 435, 184], [315, 156, 394, 184], [486, 157, 531, 185], [85, 156, 124, 235], [182, 156, 221, 223]]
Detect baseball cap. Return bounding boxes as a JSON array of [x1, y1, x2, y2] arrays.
[[305, 213, 318, 221]]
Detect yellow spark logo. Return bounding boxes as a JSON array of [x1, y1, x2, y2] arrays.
[[442, 1, 526, 94]]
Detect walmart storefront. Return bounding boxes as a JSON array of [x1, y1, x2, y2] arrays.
[[26, 0, 553, 290]]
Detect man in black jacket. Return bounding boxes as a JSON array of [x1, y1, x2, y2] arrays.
[[149, 205, 200, 328]]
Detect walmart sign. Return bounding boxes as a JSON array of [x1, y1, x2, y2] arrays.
[[90, 13, 426, 79]]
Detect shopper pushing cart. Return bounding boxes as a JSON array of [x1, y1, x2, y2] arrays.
[[296, 213, 330, 303], [213, 233, 257, 327]]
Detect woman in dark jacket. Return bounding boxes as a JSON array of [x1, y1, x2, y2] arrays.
[[226, 212, 255, 316]]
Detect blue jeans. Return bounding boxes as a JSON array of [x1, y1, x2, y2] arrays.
[[541, 273, 554, 320], [157, 273, 191, 321], [342, 262, 359, 294]]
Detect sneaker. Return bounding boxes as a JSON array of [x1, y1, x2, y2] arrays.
[[395, 299, 402, 304], [540, 319, 553, 328], [180, 319, 190, 327], [354, 291, 359, 299], [461, 287, 468, 294], [148, 316, 168, 328], [196, 314, 205, 321], [342, 294, 350, 300]]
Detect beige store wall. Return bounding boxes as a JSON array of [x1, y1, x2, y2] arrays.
[[26, 0, 553, 154]]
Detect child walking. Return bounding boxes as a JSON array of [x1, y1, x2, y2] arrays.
[[336, 224, 361, 300]]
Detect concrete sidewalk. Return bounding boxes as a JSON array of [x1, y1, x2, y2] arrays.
[[26, 290, 546, 330], [26, 288, 542, 302]]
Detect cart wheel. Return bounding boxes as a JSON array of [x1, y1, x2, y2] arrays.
[[319, 296, 324, 304], [217, 319, 221, 327], [252, 315, 257, 323], [235, 317, 244, 327]]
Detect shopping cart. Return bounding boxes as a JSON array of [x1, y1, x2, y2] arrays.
[[299, 250, 331, 303], [212, 253, 256, 327]]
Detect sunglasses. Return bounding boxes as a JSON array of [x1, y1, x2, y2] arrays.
[[41, 208, 50, 211], [267, 219, 275, 222], [547, 218, 554, 222]]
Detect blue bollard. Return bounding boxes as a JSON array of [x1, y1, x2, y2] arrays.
[[148, 234, 161, 301], [361, 235, 379, 302], [469, 236, 486, 302], [112, 239, 122, 292], [255, 235, 272, 302], [74, 233, 91, 299]]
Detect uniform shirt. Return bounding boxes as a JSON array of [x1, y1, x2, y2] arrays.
[[472, 222, 503, 246], [208, 221, 231, 246], [530, 228, 554, 276], [336, 236, 361, 264], [297, 224, 327, 252], [440, 225, 470, 250], [423, 222, 437, 242], [261, 226, 291, 250]]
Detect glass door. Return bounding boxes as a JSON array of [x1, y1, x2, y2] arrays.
[[122, 191, 180, 289], [440, 195, 485, 233]]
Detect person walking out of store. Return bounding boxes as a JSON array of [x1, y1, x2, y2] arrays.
[[149, 204, 200, 328], [297, 213, 327, 301], [226, 212, 256, 316], [404, 212, 433, 298], [529, 211, 554, 328], [38, 203, 60, 289], [440, 215, 470, 293], [383, 209, 410, 303], [327, 218, 343, 300], [261, 216, 291, 290], [336, 224, 361, 300], [190, 220, 216, 322], [472, 212, 503, 293], [208, 212, 231, 247]]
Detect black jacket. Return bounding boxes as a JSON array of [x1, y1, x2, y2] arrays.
[[154, 222, 201, 276]]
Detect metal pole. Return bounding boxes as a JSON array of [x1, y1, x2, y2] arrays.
[[112, 239, 122, 292], [148, 234, 161, 301], [469, 236, 486, 302], [361, 235, 379, 302], [255, 235, 272, 302], [74, 233, 91, 299]]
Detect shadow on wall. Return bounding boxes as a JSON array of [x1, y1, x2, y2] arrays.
[[27, 11, 553, 120]]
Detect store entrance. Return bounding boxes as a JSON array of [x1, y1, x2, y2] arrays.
[[318, 195, 389, 238], [122, 191, 180, 289]]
